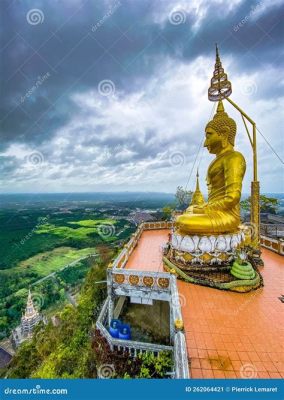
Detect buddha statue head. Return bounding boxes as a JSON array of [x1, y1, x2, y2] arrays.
[[204, 100, 236, 155]]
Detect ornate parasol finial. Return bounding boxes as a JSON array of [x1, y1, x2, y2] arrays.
[[208, 44, 232, 101], [215, 43, 220, 62]]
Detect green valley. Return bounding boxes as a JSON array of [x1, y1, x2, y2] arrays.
[[0, 203, 137, 340]]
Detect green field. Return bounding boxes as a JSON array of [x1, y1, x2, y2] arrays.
[[16, 246, 96, 276], [69, 219, 114, 227], [36, 219, 116, 242]]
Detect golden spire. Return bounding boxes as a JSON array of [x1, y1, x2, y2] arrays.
[[216, 99, 225, 114], [190, 169, 205, 206], [216, 43, 220, 63], [208, 44, 232, 101]]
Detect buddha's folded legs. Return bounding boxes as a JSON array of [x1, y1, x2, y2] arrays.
[[176, 212, 240, 235]]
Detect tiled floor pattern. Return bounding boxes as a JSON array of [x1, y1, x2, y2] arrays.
[[178, 248, 284, 379], [125, 229, 170, 272]]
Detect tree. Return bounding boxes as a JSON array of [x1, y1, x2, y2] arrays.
[[175, 186, 192, 210], [241, 195, 279, 214], [162, 205, 174, 220]]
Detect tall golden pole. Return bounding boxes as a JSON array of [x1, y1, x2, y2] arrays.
[[208, 45, 260, 252], [226, 97, 260, 249]]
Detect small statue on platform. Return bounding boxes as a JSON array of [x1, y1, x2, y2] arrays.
[[176, 100, 246, 235]]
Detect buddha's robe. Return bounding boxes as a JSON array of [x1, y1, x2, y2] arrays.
[[176, 150, 246, 235]]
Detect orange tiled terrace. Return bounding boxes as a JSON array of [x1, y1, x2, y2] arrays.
[[124, 229, 284, 379]]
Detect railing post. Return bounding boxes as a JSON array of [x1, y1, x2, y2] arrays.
[[174, 331, 190, 379], [108, 295, 114, 327], [170, 297, 175, 343], [107, 270, 114, 326]]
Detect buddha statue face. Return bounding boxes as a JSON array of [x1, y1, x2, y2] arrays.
[[204, 125, 231, 155], [204, 100, 236, 155]]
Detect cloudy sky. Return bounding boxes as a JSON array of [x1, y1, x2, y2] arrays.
[[1, 0, 283, 194]]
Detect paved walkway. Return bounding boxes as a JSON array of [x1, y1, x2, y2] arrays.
[[179, 248, 284, 378], [125, 229, 169, 272], [124, 229, 284, 378]]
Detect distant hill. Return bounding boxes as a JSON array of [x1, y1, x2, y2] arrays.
[[0, 192, 283, 209], [0, 192, 176, 209]]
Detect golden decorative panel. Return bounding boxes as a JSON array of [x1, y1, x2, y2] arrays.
[[157, 277, 170, 288], [114, 274, 125, 284], [143, 276, 154, 287], [129, 275, 140, 286]]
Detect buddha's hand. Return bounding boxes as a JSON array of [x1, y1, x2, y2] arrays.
[[192, 205, 206, 214], [186, 205, 194, 213], [186, 205, 206, 214]]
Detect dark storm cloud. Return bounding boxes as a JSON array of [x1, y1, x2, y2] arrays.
[[0, 156, 21, 177], [0, 0, 283, 192], [1, 0, 283, 148], [159, 1, 284, 66]]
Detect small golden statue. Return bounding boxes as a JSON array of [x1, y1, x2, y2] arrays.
[[176, 100, 246, 235]]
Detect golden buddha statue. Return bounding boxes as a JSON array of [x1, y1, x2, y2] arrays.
[[176, 100, 246, 235]]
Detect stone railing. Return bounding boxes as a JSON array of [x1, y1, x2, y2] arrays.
[[96, 297, 190, 378], [142, 221, 174, 230], [97, 221, 190, 378], [105, 273, 189, 378], [108, 269, 172, 302], [174, 331, 190, 379], [260, 235, 284, 256], [107, 269, 185, 340], [96, 297, 173, 355], [260, 223, 284, 238]]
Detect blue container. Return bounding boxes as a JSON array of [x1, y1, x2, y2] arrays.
[[109, 319, 121, 338], [118, 324, 131, 340]]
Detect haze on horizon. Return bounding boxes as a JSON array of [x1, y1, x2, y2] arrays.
[[1, 0, 284, 195]]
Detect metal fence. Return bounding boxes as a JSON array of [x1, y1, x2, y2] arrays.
[[260, 224, 284, 238]]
